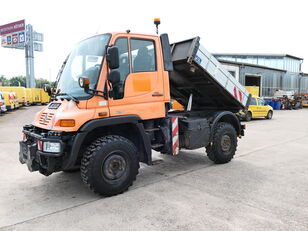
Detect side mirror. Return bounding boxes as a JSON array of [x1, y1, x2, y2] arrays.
[[106, 46, 119, 69], [78, 77, 90, 91], [44, 84, 52, 96], [108, 70, 120, 85]]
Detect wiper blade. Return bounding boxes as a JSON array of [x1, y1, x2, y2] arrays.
[[56, 93, 79, 103], [56, 55, 69, 83]]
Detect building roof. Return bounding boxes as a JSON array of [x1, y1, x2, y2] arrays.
[[218, 59, 287, 72], [213, 53, 303, 60]]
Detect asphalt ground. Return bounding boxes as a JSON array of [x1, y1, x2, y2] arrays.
[[0, 106, 307, 231]]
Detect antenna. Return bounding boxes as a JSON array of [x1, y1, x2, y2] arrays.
[[154, 18, 160, 35]]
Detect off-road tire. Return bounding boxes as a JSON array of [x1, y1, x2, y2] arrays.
[[245, 111, 252, 121], [81, 135, 139, 196], [265, 111, 273, 119], [206, 122, 238, 164]]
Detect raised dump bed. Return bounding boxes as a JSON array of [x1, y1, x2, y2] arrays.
[[170, 37, 250, 112]]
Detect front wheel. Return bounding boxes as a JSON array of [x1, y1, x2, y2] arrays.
[[206, 122, 238, 164], [81, 135, 139, 196]]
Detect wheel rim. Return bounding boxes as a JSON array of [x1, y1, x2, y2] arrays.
[[221, 134, 231, 152], [102, 153, 127, 181], [246, 112, 251, 120]]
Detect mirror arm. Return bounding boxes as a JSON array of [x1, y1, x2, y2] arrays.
[[84, 88, 107, 99], [103, 81, 109, 100]]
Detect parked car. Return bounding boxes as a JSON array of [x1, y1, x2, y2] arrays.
[[240, 96, 273, 121], [2, 92, 15, 110], [0, 91, 7, 114], [0, 87, 27, 106]]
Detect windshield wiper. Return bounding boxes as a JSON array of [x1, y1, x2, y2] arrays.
[[56, 93, 79, 103]]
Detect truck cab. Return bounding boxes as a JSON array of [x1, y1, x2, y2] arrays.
[[19, 31, 248, 196]]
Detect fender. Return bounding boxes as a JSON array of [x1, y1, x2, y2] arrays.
[[209, 111, 241, 140], [62, 115, 152, 170]]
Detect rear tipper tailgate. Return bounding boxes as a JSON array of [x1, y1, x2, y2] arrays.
[[170, 37, 250, 112]]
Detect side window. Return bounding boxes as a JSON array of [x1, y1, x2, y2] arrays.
[[113, 38, 130, 99], [131, 39, 156, 72], [249, 97, 257, 105], [258, 99, 264, 106]]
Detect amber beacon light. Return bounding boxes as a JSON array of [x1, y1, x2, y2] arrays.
[[154, 18, 160, 34]]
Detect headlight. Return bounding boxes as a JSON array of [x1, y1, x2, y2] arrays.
[[43, 142, 61, 153]]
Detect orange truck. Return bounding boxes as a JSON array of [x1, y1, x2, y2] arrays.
[[19, 26, 250, 196]]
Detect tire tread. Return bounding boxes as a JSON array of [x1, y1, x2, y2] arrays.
[[80, 135, 139, 196]]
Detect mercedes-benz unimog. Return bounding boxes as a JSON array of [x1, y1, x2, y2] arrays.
[[19, 21, 250, 196]]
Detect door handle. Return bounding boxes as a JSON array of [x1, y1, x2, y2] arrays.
[[152, 93, 164, 97]]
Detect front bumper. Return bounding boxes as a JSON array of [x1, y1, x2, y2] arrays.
[[19, 125, 72, 176]]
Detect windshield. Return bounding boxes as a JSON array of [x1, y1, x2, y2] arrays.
[[56, 34, 111, 99]]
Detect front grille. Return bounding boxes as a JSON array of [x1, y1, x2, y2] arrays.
[[39, 113, 55, 126]]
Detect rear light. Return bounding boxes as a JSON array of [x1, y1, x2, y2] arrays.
[[37, 140, 43, 150]]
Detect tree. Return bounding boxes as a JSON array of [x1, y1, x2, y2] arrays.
[[35, 78, 51, 88], [0, 75, 10, 86], [0, 75, 53, 88], [9, 76, 26, 87]]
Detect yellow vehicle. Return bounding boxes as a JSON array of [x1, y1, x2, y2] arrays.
[[40, 89, 50, 104], [31, 88, 41, 104], [11, 92, 19, 109], [0, 86, 27, 106], [241, 96, 273, 121], [2, 91, 15, 110], [0, 91, 7, 113], [26, 88, 33, 105]]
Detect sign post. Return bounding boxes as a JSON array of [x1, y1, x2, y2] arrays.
[[25, 24, 35, 88], [0, 20, 44, 88]]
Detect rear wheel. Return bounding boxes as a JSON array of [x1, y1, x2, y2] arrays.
[[81, 135, 139, 196], [245, 111, 252, 121], [206, 122, 238, 164], [265, 110, 273, 119]]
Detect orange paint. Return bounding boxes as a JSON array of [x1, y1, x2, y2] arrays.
[[32, 32, 171, 131]]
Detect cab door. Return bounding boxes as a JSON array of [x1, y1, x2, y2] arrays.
[[108, 35, 166, 120]]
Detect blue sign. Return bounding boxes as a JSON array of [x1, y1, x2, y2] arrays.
[[19, 31, 25, 43], [195, 55, 202, 64]]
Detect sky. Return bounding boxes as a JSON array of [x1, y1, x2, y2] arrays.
[[0, 0, 308, 81]]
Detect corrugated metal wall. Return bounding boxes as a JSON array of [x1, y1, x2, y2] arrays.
[[239, 66, 284, 96], [233, 65, 308, 96], [299, 75, 308, 93]]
